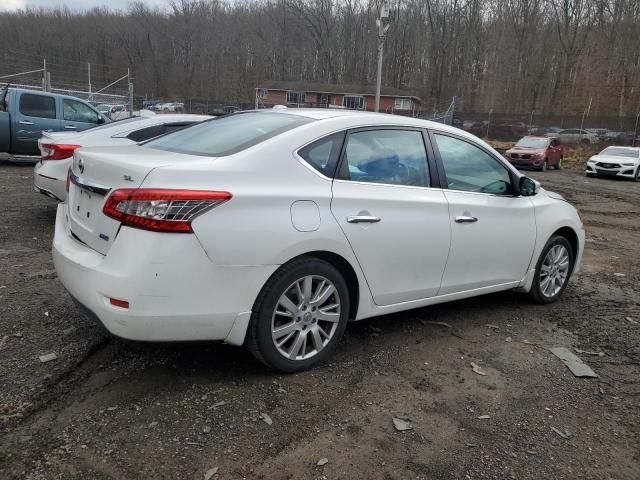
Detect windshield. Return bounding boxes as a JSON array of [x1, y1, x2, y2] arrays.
[[515, 137, 548, 148], [145, 112, 313, 156], [600, 147, 639, 158]]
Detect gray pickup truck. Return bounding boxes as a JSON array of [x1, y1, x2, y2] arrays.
[[0, 86, 109, 156]]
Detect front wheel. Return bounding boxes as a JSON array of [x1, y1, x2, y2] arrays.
[[529, 235, 575, 304], [246, 257, 350, 372], [635, 166, 640, 182]]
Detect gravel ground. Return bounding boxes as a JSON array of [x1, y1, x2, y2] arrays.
[[0, 159, 638, 479]]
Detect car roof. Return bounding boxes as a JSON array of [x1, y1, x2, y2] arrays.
[[251, 107, 463, 133], [602, 146, 640, 151]]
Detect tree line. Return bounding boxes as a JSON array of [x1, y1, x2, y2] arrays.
[[1, 0, 639, 117]]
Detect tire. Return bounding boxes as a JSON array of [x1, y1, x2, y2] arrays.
[[555, 157, 562, 170], [635, 166, 640, 182], [540, 160, 548, 172], [528, 235, 575, 304], [581, 138, 590, 145], [246, 257, 350, 372]]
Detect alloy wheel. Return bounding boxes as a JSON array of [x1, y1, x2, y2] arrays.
[[271, 275, 341, 361], [539, 245, 570, 298]]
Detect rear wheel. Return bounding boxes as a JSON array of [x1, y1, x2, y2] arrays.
[[529, 235, 575, 304], [581, 138, 591, 145], [246, 257, 350, 372], [635, 166, 640, 182]]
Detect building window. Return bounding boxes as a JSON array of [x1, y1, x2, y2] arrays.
[[319, 94, 329, 105], [257, 88, 268, 99], [394, 98, 411, 110], [286, 91, 306, 105], [343, 95, 364, 110]]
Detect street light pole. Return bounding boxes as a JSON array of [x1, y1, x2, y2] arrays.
[[374, 0, 391, 113]]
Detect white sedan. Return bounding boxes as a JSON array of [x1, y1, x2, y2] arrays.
[[34, 113, 210, 201], [586, 146, 640, 180], [53, 109, 584, 371]]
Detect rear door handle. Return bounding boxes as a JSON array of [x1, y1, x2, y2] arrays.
[[347, 215, 381, 224], [455, 215, 478, 223], [18, 120, 33, 125], [64, 125, 77, 130]]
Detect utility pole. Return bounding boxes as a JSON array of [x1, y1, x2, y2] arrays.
[[42, 59, 47, 92], [633, 110, 640, 147], [580, 97, 593, 130], [127, 68, 134, 118], [486, 109, 493, 139], [529, 109, 535, 130], [88, 63, 92, 93], [374, 0, 391, 113]]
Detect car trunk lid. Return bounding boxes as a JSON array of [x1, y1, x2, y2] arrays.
[[67, 145, 201, 255]]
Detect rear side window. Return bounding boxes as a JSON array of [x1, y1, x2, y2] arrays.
[[146, 112, 312, 157], [338, 129, 430, 187], [19, 94, 56, 119], [298, 132, 345, 177]]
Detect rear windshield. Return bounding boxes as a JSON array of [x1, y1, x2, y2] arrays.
[[145, 112, 313, 156], [515, 137, 548, 148], [601, 147, 639, 158]]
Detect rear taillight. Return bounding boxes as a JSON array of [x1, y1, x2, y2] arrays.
[[103, 189, 232, 233], [40, 143, 81, 161]]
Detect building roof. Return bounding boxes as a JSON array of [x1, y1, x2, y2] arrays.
[[257, 80, 421, 101]]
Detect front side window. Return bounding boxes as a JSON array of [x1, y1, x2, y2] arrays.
[[19, 94, 56, 119], [146, 112, 312, 157], [63, 99, 99, 123], [339, 129, 429, 187], [298, 132, 345, 177], [434, 133, 511, 195], [286, 91, 305, 105], [343, 96, 364, 110]]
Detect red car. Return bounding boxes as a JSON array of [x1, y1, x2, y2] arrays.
[[505, 136, 563, 171]]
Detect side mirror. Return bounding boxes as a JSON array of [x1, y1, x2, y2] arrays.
[[520, 176, 539, 196], [97, 116, 105, 124]]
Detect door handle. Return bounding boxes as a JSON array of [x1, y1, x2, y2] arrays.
[[64, 125, 77, 130], [18, 120, 33, 125], [455, 215, 478, 223], [347, 215, 381, 224]]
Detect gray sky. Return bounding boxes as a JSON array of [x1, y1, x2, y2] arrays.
[[0, 0, 169, 12]]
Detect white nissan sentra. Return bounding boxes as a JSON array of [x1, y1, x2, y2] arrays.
[[53, 109, 585, 371]]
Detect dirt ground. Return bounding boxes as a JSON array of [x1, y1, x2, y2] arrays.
[[0, 157, 638, 480]]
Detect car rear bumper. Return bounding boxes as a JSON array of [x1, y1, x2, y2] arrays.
[[34, 160, 67, 201], [52, 204, 277, 343]]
